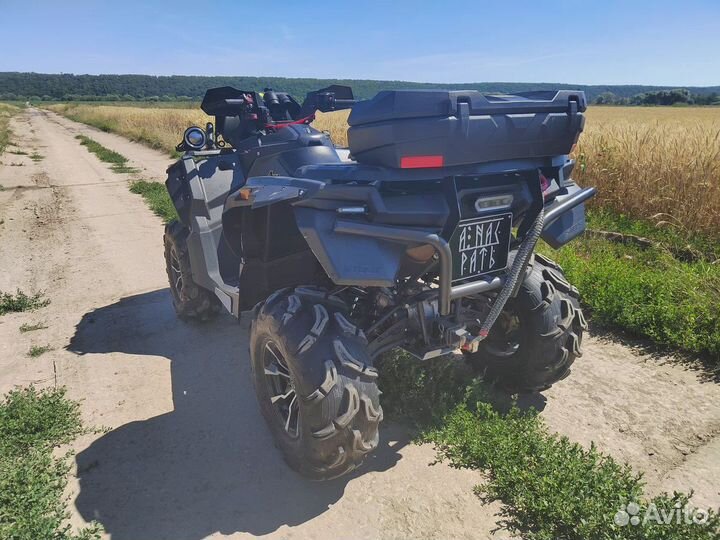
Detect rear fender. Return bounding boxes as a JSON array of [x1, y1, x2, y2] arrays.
[[541, 182, 596, 248], [224, 176, 408, 287], [294, 208, 407, 287]]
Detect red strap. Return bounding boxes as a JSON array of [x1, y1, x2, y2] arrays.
[[265, 114, 316, 131]]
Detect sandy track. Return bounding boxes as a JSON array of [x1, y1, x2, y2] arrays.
[[0, 108, 718, 539]]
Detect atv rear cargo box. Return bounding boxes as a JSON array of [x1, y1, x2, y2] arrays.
[[347, 90, 586, 168]]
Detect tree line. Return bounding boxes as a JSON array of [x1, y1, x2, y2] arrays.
[[1, 72, 718, 105], [595, 88, 719, 106]]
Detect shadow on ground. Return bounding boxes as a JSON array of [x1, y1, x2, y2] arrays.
[[68, 289, 404, 540]]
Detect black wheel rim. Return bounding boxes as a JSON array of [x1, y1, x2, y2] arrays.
[[169, 248, 184, 298], [262, 340, 300, 438], [484, 309, 521, 357]]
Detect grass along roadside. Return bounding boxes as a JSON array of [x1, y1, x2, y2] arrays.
[[587, 209, 720, 262], [542, 213, 720, 361], [129, 180, 177, 222], [75, 135, 138, 173], [0, 289, 50, 316], [72, 134, 177, 222], [20, 321, 49, 333], [0, 386, 101, 539], [27, 344, 53, 358], [379, 353, 720, 539], [544, 238, 720, 359], [0, 102, 20, 155]]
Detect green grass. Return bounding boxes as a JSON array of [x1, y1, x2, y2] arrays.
[[0, 102, 20, 155], [587, 209, 720, 261], [129, 180, 177, 223], [30, 152, 44, 162], [0, 290, 50, 316], [379, 353, 720, 540], [0, 386, 101, 539], [75, 135, 138, 173], [540, 236, 720, 360], [20, 321, 49, 333], [27, 344, 53, 358]]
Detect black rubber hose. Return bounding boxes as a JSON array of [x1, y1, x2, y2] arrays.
[[478, 209, 545, 339]]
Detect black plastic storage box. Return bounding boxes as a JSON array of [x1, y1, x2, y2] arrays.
[[347, 90, 586, 168]]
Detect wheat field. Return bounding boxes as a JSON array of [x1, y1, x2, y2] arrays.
[[574, 107, 720, 236], [48, 103, 720, 236], [48, 103, 212, 154]]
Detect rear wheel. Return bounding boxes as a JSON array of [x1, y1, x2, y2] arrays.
[[250, 287, 382, 480], [163, 221, 220, 321], [466, 253, 587, 392]]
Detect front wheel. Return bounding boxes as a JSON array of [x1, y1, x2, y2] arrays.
[[466, 253, 587, 392], [249, 287, 382, 480], [163, 221, 221, 321]]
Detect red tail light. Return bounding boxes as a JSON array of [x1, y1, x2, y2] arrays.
[[400, 155, 444, 169]]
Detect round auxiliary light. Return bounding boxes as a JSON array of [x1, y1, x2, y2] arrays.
[[183, 126, 206, 150]]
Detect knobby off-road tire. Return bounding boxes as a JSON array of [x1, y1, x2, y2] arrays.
[[467, 253, 588, 393], [163, 221, 221, 321], [249, 287, 382, 480]]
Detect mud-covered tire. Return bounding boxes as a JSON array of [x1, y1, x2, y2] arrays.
[[163, 221, 221, 321], [467, 253, 587, 393], [249, 287, 382, 480]]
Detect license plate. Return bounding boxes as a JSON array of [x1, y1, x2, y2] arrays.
[[450, 213, 512, 283]]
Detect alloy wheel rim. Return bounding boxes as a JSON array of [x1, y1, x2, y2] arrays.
[[169, 248, 184, 297], [262, 340, 300, 438]]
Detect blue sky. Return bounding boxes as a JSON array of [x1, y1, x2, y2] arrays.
[[1, 0, 718, 86]]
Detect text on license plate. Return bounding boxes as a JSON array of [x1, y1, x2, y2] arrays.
[[450, 213, 512, 282]]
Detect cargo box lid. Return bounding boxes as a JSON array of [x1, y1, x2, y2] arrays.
[[348, 89, 587, 126], [347, 89, 586, 169]]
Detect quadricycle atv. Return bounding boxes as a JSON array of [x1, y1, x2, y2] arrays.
[[163, 84, 595, 479]]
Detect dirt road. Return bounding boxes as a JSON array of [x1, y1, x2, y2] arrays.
[[1, 108, 718, 540]]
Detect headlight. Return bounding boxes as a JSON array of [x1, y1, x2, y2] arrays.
[[183, 126, 206, 150]]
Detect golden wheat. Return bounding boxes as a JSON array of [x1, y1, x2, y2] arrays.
[[47, 104, 211, 155], [575, 107, 720, 235], [48, 103, 720, 236]]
